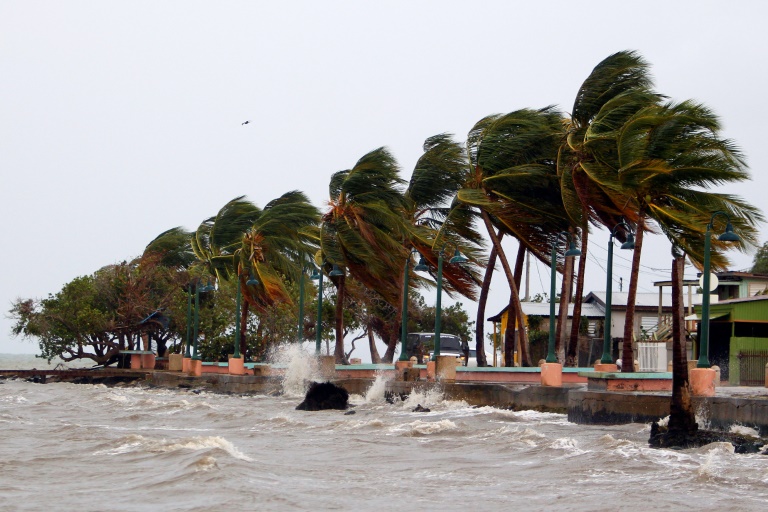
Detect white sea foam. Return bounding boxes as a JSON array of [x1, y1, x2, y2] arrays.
[[94, 434, 254, 461], [549, 437, 588, 456], [729, 424, 760, 437], [268, 343, 320, 397], [401, 387, 444, 409], [392, 419, 459, 436], [190, 456, 220, 472], [362, 373, 390, 403]]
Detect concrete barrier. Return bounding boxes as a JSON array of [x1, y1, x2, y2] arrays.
[[168, 354, 183, 372], [435, 355, 457, 382]]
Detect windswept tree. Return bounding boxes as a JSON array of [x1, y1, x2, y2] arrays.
[[404, 134, 485, 362], [453, 107, 570, 366], [613, 99, 761, 371], [320, 148, 409, 363], [558, 50, 660, 366]]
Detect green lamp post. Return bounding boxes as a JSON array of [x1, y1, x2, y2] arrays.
[[697, 211, 740, 368], [415, 247, 467, 360], [184, 283, 193, 358], [600, 222, 635, 364], [546, 233, 581, 363], [399, 250, 421, 362], [297, 267, 306, 343], [192, 280, 215, 361], [310, 266, 324, 354]]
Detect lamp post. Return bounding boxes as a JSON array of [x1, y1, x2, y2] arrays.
[[233, 280, 242, 359], [697, 211, 740, 368], [399, 250, 421, 362], [297, 267, 306, 343], [310, 266, 324, 354], [546, 233, 581, 363], [415, 247, 467, 360], [192, 280, 214, 361], [600, 222, 635, 364], [184, 284, 193, 358]]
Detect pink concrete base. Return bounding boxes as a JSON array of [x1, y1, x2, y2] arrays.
[[690, 367, 716, 397], [435, 355, 457, 382], [182, 357, 191, 373], [141, 353, 156, 370], [540, 362, 563, 387], [130, 354, 142, 370], [594, 363, 618, 372], [189, 359, 202, 377], [395, 360, 412, 370], [318, 355, 336, 379], [228, 357, 245, 375], [426, 361, 436, 381], [168, 353, 183, 371]]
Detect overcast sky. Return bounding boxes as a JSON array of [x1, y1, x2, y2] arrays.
[[2, 1, 766, 357]]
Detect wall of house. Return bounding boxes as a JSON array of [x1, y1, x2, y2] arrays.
[[728, 336, 768, 385]]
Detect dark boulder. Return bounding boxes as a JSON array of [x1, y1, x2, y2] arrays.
[[649, 421, 766, 454], [296, 381, 349, 411]]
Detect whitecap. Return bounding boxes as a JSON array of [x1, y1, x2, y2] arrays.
[[391, 419, 458, 436], [729, 424, 760, 437], [189, 456, 220, 472]]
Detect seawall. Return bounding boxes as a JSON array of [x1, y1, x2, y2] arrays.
[[148, 371, 768, 435]]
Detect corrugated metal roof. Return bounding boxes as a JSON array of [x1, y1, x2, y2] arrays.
[[586, 291, 693, 308]]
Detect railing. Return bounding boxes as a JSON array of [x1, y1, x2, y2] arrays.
[[737, 351, 768, 386]]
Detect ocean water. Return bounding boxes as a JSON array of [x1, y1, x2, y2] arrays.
[[1, 352, 767, 511]]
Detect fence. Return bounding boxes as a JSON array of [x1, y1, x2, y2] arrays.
[[637, 342, 668, 372], [737, 350, 768, 386]]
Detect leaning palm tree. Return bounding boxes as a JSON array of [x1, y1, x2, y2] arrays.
[[452, 107, 572, 366], [404, 134, 486, 362], [234, 191, 320, 354], [144, 227, 197, 269], [558, 50, 661, 366], [320, 148, 409, 363], [613, 99, 762, 372]]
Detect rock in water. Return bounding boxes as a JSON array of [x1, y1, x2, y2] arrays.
[[296, 381, 349, 411]]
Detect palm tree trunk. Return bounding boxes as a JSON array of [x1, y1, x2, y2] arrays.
[[504, 244, 526, 366], [668, 251, 697, 434], [556, 254, 574, 363], [481, 212, 531, 366], [475, 233, 502, 367], [622, 209, 646, 372], [368, 324, 382, 363], [566, 228, 588, 367], [334, 277, 346, 364]]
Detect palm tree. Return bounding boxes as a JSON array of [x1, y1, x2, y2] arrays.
[[320, 147, 409, 363], [558, 50, 660, 367], [613, 99, 762, 372], [454, 107, 572, 366], [237, 191, 319, 356], [190, 193, 319, 357], [144, 227, 197, 269], [404, 134, 486, 362]]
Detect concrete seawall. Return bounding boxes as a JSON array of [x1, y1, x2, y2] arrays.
[[148, 371, 768, 435]]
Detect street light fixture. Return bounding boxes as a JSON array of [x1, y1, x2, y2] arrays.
[[600, 222, 635, 364], [184, 283, 193, 359], [399, 250, 421, 362], [546, 233, 581, 363], [414, 246, 468, 360], [297, 266, 306, 343], [192, 280, 215, 361], [697, 211, 740, 368], [310, 266, 324, 354]]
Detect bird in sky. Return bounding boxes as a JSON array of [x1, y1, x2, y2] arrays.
[[242, 120, 250, 125]]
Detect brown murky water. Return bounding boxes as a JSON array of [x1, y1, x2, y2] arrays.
[[1, 352, 767, 511]]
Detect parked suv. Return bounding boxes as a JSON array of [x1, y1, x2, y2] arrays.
[[405, 332, 476, 367]]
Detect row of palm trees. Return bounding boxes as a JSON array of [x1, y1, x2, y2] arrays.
[[144, 51, 762, 376]]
